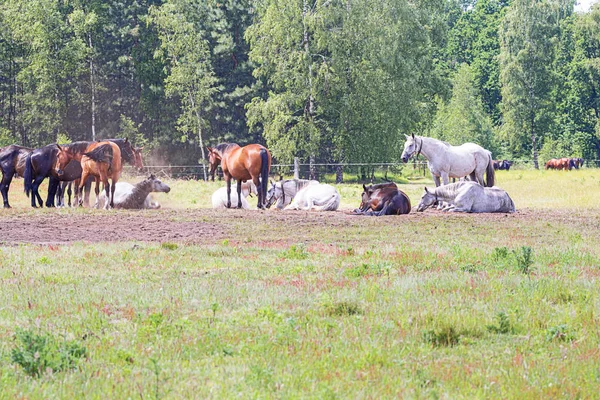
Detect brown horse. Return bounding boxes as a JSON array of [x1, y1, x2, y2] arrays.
[[545, 158, 571, 170], [353, 182, 411, 216], [0, 145, 32, 208], [207, 143, 271, 209], [55, 141, 122, 209]]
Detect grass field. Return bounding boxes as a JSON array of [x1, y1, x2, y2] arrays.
[[1, 169, 600, 398]]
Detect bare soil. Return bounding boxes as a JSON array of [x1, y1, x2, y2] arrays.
[[0, 207, 597, 246]]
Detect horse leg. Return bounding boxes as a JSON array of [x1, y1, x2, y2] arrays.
[[236, 180, 243, 209], [226, 177, 232, 208], [93, 178, 101, 209], [31, 176, 45, 208], [433, 175, 441, 187], [109, 176, 116, 209], [66, 182, 72, 207], [1, 173, 13, 208], [46, 177, 59, 208]]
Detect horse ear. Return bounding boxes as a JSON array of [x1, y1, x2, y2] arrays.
[[405, 134, 410, 139], [124, 138, 128, 143], [56, 144, 62, 151], [411, 133, 415, 139], [149, 174, 156, 179], [206, 146, 212, 152], [424, 186, 429, 193], [363, 184, 367, 191]]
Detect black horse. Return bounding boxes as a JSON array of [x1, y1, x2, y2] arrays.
[[353, 182, 411, 216], [0, 145, 33, 208], [24, 138, 139, 208], [493, 160, 513, 171]]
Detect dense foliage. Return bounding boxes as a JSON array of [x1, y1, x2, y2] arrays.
[[1, 0, 599, 168]]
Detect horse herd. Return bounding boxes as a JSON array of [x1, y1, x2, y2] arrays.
[[545, 157, 584, 170], [4, 133, 581, 214]]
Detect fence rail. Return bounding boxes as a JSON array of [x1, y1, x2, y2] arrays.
[[124, 158, 600, 182]]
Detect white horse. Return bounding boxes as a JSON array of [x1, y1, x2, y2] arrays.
[[212, 181, 257, 209], [416, 181, 515, 213], [284, 183, 341, 211], [97, 174, 170, 209], [265, 179, 318, 209], [401, 134, 495, 187]]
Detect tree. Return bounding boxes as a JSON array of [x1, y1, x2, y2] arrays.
[[150, 1, 218, 180], [499, 0, 562, 168], [431, 63, 498, 154]]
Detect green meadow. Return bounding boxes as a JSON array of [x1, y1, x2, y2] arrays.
[[1, 168, 600, 398]]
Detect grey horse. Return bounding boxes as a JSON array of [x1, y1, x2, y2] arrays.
[[417, 181, 515, 213]]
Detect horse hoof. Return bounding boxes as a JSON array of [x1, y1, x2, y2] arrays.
[[3, 204, 10, 209]]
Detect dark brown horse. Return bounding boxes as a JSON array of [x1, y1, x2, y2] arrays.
[[353, 182, 411, 216], [207, 143, 271, 209], [493, 160, 513, 171], [0, 145, 32, 208]]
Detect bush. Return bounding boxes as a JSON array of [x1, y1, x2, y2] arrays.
[[423, 325, 460, 347], [486, 312, 514, 334], [11, 329, 87, 377]]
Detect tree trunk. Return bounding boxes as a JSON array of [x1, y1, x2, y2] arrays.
[[191, 96, 208, 181], [336, 165, 343, 183], [89, 33, 96, 142], [531, 113, 538, 169]]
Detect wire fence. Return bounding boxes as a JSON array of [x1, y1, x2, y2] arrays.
[[124, 158, 600, 183]]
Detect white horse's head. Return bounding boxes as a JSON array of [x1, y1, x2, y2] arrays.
[[416, 186, 436, 212], [401, 134, 418, 163]]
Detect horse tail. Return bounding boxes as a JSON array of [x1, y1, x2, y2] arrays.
[[485, 153, 495, 187], [84, 144, 113, 164], [259, 148, 269, 207], [24, 154, 33, 197]]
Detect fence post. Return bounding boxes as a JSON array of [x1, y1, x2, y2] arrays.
[[294, 157, 300, 179]]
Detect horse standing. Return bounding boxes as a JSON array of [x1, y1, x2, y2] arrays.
[[353, 182, 411, 216], [207, 143, 271, 209], [0, 145, 32, 208], [545, 158, 571, 170], [401, 134, 495, 187], [55, 141, 122, 209], [417, 181, 515, 213]]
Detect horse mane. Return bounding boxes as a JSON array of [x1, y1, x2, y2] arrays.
[[214, 143, 238, 155], [84, 144, 113, 164], [433, 182, 470, 198], [105, 138, 134, 164], [66, 141, 92, 154]]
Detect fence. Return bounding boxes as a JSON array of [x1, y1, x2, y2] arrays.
[[125, 158, 600, 182]]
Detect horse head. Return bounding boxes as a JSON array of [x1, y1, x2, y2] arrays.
[[206, 146, 221, 181], [416, 186, 437, 212], [401, 134, 417, 163], [54, 144, 75, 176], [265, 180, 277, 209], [147, 174, 170, 193]]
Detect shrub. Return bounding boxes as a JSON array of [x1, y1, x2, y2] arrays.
[[324, 301, 362, 317], [486, 312, 514, 334], [279, 244, 308, 260], [11, 329, 87, 377], [546, 324, 575, 342], [514, 246, 534, 275], [423, 325, 460, 347]]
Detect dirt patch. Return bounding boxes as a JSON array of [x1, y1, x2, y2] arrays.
[[0, 207, 597, 246]]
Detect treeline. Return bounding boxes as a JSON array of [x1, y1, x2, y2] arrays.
[[1, 0, 599, 169]]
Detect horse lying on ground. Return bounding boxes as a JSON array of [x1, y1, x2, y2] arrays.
[[265, 179, 318, 209], [353, 182, 411, 216], [401, 134, 495, 187], [212, 181, 257, 209], [97, 174, 170, 209], [416, 181, 515, 213], [0, 145, 32, 208], [283, 183, 340, 211]]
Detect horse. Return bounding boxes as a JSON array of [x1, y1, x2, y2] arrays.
[[0, 145, 32, 208], [545, 158, 571, 170], [265, 179, 318, 209], [353, 182, 411, 216], [401, 134, 495, 187], [97, 174, 170, 209], [55, 141, 122, 209], [57, 139, 143, 207], [212, 181, 257, 209], [493, 160, 513, 171], [283, 183, 341, 211], [207, 143, 271, 209], [24, 141, 91, 208], [416, 181, 515, 213]]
